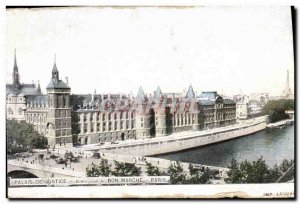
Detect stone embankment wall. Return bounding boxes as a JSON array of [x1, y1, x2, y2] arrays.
[[87, 117, 267, 157], [100, 152, 229, 177]]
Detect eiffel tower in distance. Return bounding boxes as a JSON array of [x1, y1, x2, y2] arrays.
[[281, 70, 294, 99]]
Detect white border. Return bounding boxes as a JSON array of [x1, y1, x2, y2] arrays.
[[1, 0, 298, 203]]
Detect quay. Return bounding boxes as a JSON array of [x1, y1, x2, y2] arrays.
[[266, 118, 294, 129], [82, 116, 267, 156]]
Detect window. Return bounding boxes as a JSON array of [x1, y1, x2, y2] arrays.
[[141, 118, 143, 122], [109, 122, 112, 131], [64, 96, 68, 107], [50, 99, 53, 106], [141, 123, 144, 128], [103, 123, 106, 132], [59, 120, 62, 127], [65, 121, 67, 126]]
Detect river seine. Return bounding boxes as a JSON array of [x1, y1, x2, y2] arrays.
[[156, 125, 294, 168]]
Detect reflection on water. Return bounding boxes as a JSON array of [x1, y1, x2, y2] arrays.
[[155, 126, 294, 168]]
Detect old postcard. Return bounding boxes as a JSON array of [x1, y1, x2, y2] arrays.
[[5, 6, 295, 199]]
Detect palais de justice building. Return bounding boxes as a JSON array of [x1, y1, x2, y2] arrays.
[[6, 53, 236, 147]]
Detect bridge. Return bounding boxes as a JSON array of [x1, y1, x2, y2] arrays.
[[7, 160, 86, 178]]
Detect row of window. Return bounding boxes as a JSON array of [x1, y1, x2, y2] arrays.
[[80, 111, 136, 122], [57, 110, 70, 118], [26, 113, 47, 124], [80, 120, 135, 134], [49, 95, 69, 108]]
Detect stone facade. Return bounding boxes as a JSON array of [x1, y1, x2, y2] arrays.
[[6, 53, 237, 147]]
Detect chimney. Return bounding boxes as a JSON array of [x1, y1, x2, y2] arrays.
[[65, 76, 69, 84]]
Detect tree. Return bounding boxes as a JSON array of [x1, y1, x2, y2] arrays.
[[225, 157, 294, 184], [262, 99, 294, 123], [112, 161, 141, 176], [225, 159, 243, 184], [30, 136, 48, 149], [7, 120, 47, 154], [145, 162, 165, 176], [98, 159, 112, 177], [187, 164, 211, 184], [86, 163, 101, 177], [86, 159, 112, 177], [167, 161, 187, 184]]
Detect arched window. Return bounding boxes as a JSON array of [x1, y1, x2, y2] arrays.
[[108, 112, 112, 120], [102, 113, 105, 121]]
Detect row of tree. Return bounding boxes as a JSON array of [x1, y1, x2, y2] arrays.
[[86, 160, 142, 177], [86, 157, 294, 184], [7, 120, 48, 154], [225, 157, 294, 183], [262, 99, 294, 123], [86, 159, 217, 184]]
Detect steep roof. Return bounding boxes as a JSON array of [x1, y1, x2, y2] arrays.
[[198, 91, 221, 101], [6, 84, 39, 95], [154, 86, 162, 99], [186, 85, 195, 99], [26, 95, 48, 106], [198, 91, 223, 106], [136, 86, 145, 100], [46, 79, 70, 89], [224, 98, 236, 105]]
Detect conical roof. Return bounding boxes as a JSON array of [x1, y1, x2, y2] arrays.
[[186, 84, 195, 99], [136, 86, 145, 100], [154, 86, 162, 99]]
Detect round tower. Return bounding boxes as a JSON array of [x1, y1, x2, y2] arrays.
[[154, 86, 167, 137], [135, 86, 150, 139]]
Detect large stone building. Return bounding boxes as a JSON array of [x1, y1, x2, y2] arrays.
[[6, 53, 237, 147]]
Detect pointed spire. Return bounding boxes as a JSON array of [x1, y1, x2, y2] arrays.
[[37, 80, 41, 94], [12, 48, 20, 88], [186, 84, 195, 99], [14, 48, 17, 68], [52, 54, 59, 82], [137, 86, 145, 100], [154, 86, 162, 99], [52, 54, 58, 72]]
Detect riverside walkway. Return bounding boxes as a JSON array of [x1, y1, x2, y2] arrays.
[[99, 152, 229, 178], [82, 116, 267, 153], [266, 118, 294, 128]]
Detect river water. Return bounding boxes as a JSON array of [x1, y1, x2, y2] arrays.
[[156, 125, 294, 168]]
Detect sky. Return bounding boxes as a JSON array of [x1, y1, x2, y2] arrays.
[[5, 6, 294, 96]]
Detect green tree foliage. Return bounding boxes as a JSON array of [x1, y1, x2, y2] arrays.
[[113, 161, 142, 176], [86, 159, 112, 177], [7, 120, 48, 154], [145, 162, 165, 176], [187, 164, 212, 184], [167, 161, 187, 184], [262, 99, 294, 123], [225, 157, 294, 184]]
